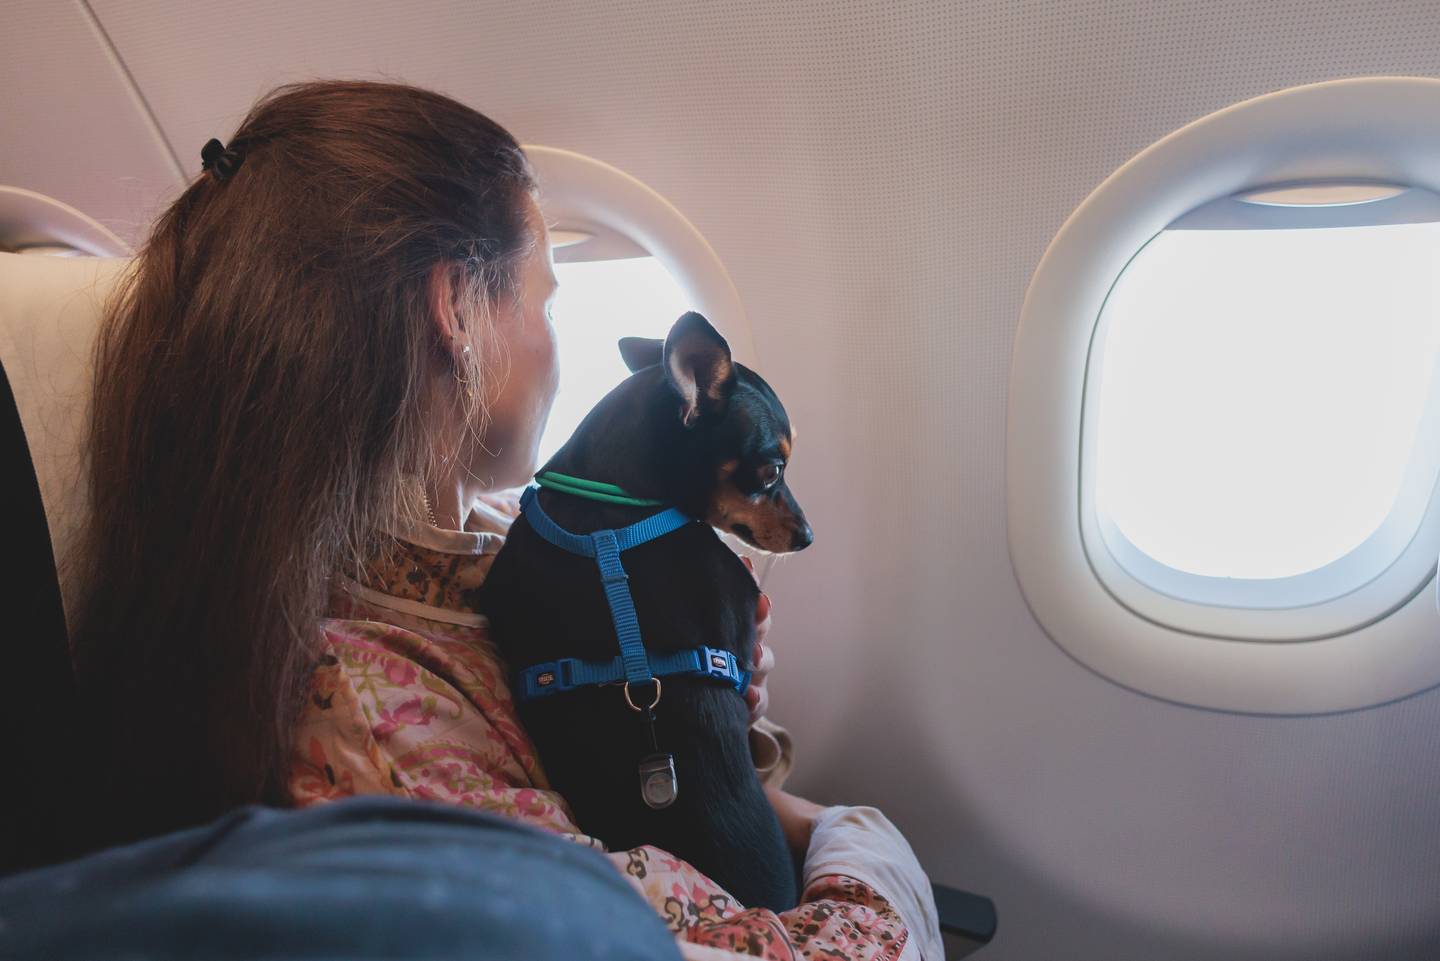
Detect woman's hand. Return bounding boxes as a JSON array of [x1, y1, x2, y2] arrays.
[[765, 785, 826, 858], [739, 556, 774, 723]]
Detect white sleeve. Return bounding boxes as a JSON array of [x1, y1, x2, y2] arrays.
[[802, 806, 944, 961]]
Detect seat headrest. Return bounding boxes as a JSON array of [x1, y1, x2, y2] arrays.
[[0, 252, 132, 629]]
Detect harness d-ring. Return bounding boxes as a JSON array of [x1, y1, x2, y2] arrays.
[[623, 677, 662, 713]]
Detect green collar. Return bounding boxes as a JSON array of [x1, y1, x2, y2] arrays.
[[534, 471, 665, 507]]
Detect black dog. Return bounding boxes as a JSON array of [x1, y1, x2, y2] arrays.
[[478, 312, 811, 911]]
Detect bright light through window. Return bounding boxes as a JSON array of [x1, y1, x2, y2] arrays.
[[538, 256, 692, 463], [1096, 221, 1440, 579]]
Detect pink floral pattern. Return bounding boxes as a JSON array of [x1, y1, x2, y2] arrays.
[[291, 528, 907, 960]]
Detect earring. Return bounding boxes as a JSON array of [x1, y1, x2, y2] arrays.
[[453, 359, 477, 402]]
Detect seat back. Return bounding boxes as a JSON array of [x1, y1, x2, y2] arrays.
[[0, 252, 129, 625], [0, 251, 130, 871]]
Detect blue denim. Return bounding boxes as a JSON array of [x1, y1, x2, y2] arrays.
[[0, 796, 680, 960]]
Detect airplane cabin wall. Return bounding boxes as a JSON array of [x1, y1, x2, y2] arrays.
[[4, 1, 1440, 957]]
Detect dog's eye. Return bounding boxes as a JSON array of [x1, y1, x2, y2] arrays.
[[758, 463, 783, 489]]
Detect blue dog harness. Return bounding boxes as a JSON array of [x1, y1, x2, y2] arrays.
[[513, 485, 752, 707], [513, 483, 753, 810]]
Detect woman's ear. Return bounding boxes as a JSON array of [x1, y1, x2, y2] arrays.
[[427, 261, 469, 362], [618, 337, 663, 373], [663, 312, 734, 427]]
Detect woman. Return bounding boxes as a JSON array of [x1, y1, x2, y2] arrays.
[[72, 80, 940, 959]]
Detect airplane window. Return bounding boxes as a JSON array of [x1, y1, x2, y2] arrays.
[[523, 146, 750, 481], [1009, 79, 1440, 713], [537, 255, 690, 463], [1094, 198, 1440, 581]]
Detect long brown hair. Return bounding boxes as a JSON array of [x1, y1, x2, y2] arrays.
[[71, 80, 535, 842]]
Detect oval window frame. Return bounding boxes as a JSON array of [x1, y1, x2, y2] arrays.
[[1007, 77, 1440, 714], [522, 146, 758, 369], [0, 185, 131, 257]]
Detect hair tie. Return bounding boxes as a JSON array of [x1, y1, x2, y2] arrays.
[[200, 138, 244, 182]]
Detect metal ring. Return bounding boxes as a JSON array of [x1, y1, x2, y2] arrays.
[[623, 678, 662, 712]]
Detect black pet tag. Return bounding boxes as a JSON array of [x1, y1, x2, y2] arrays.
[[639, 752, 678, 809]]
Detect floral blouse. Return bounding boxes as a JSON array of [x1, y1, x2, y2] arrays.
[[289, 497, 909, 961]]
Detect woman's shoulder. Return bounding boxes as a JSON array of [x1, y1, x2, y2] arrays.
[[297, 608, 580, 836], [318, 590, 510, 710]]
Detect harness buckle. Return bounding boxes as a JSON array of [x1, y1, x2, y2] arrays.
[[699, 647, 736, 681], [623, 677, 662, 713]]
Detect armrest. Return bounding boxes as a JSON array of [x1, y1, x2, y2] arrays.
[[932, 882, 997, 944]]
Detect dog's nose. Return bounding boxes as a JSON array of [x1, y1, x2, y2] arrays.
[[790, 523, 814, 551]]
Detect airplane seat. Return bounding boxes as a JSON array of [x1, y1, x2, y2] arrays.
[[0, 185, 133, 874], [0, 250, 130, 873]]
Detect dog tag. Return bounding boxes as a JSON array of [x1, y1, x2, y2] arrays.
[[639, 752, 678, 809]]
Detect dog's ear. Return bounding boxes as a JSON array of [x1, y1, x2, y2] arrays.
[[663, 312, 734, 428], [618, 337, 664, 373]]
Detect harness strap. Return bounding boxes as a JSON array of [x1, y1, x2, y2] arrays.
[[519, 646, 751, 701], [593, 528, 651, 684], [521, 485, 692, 556], [517, 486, 746, 702]]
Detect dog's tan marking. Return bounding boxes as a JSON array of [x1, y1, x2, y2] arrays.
[[707, 486, 799, 553]]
